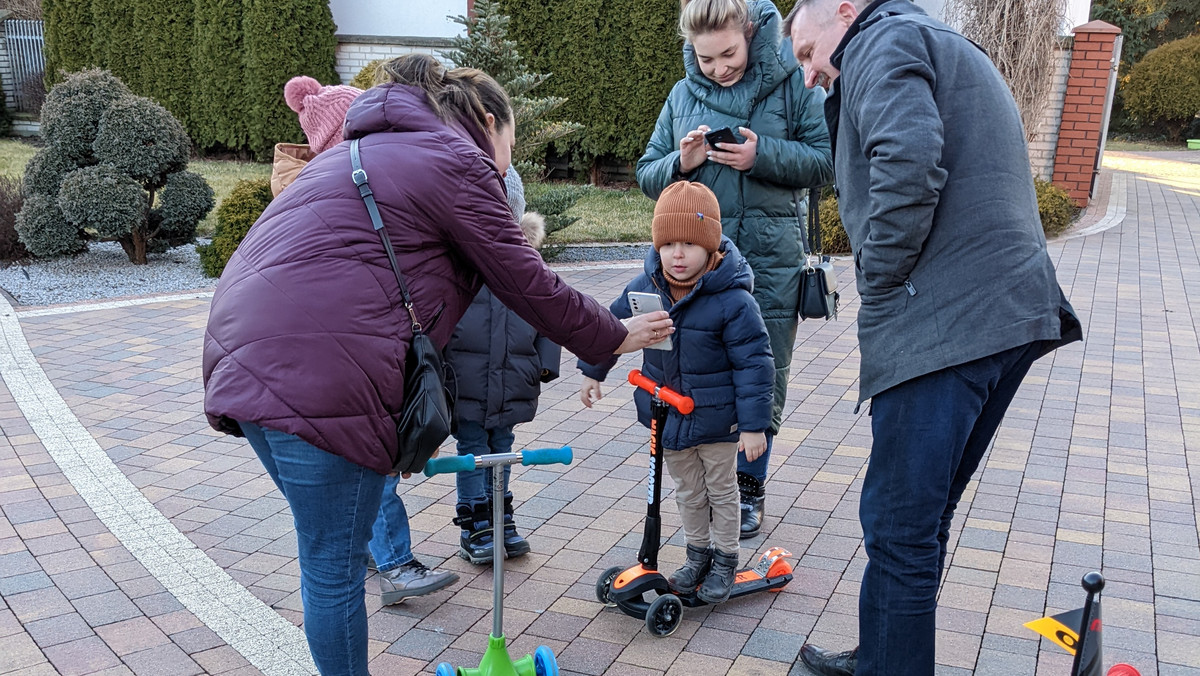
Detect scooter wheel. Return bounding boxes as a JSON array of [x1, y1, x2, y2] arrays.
[[534, 645, 559, 676], [435, 663, 456, 676], [596, 566, 623, 607], [645, 594, 683, 637]]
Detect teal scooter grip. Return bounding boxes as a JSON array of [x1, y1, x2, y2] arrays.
[[521, 446, 573, 467], [423, 455, 477, 477]]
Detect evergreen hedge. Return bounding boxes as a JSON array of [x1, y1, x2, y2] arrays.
[[91, 0, 138, 89], [191, 0, 249, 152], [243, 0, 340, 160], [133, 0, 193, 127], [198, 178, 273, 277], [1123, 35, 1200, 141], [43, 0, 95, 86]]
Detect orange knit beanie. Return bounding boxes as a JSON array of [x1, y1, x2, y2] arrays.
[[652, 181, 722, 253]]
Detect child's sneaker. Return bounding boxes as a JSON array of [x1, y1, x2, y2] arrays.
[[454, 504, 494, 564], [668, 544, 712, 593]]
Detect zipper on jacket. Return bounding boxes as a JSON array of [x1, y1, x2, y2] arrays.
[[904, 280, 917, 296]]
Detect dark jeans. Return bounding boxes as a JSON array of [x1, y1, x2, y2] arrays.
[[857, 341, 1044, 675], [454, 421, 515, 512]]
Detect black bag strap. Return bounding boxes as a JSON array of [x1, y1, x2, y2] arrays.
[[350, 138, 423, 333], [783, 79, 822, 259]]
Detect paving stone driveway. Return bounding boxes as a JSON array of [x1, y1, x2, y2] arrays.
[[1, 151, 1198, 675]]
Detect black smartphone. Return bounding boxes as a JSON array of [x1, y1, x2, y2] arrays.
[[703, 126, 741, 147]]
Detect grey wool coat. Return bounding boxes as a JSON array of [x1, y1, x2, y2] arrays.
[[826, 0, 1081, 403]]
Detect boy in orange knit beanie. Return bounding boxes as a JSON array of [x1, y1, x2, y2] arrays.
[[578, 181, 774, 604]]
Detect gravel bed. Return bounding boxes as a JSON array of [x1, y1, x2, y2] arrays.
[[0, 241, 216, 307], [0, 240, 647, 307]]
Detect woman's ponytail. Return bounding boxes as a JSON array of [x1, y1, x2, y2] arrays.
[[379, 54, 512, 132]]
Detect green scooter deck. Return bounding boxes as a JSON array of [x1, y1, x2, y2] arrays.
[[454, 635, 535, 676]]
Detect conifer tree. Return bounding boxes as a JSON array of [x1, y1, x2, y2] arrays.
[[192, 0, 248, 152]]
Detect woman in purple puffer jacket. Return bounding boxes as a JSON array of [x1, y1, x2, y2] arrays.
[[202, 54, 673, 675]]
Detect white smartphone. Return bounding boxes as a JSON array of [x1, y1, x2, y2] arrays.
[[627, 291, 672, 351]]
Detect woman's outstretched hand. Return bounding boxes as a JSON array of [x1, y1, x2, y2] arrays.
[[616, 311, 674, 354]]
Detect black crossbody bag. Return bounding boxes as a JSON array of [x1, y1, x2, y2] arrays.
[[783, 82, 839, 321], [350, 139, 453, 474]]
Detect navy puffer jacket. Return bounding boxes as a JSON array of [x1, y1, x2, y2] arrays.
[[445, 287, 561, 430], [580, 237, 774, 450]]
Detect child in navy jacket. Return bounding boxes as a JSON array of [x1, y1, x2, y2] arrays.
[[579, 181, 774, 603]]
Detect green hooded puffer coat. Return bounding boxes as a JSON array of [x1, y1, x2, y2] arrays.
[[636, 0, 834, 432]]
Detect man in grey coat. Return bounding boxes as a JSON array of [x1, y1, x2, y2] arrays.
[[785, 0, 1082, 673]]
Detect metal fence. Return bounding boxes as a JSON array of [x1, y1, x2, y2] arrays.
[[3, 19, 45, 113]]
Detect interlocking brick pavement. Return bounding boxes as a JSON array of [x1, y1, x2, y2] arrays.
[[2, 151, 1199, 675]]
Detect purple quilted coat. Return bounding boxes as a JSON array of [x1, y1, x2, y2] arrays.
[[203, 84, 626, 474]]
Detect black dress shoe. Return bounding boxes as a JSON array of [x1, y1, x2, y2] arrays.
[[799, 644, 858, 676]]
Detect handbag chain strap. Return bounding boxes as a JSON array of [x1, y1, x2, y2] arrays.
[[783, 78, 822, 261], [350, 138, 423, 333]]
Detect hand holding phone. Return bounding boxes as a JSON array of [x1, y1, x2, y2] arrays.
[[627, 292, 673, 351], [703, 126, 741, 147]]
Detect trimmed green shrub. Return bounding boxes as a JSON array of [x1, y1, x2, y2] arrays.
[[1036, 179, 1078, 238], [816, 191, 851, 255], [43, 0, 95, 87], [0, 175, 32, 262], [198, 178, 273, 277], [57, 164, 146, 239], [39, 68, 130, 162], [22, 148, 78, 197], [15, 193, 86, 257], [350, 60, 385, 90], [498, 0, 681, 168], [93, 95, 191, 186], [243, 0, 339, 160], [18, 69, 214, 264], [132, 0, 193, 127], [526, 185, 585, 260], [91, 0, 139, 88], [1123, 35, 1200, 141]]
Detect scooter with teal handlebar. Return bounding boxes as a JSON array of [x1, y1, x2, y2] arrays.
[[425, 446, 573, 676]]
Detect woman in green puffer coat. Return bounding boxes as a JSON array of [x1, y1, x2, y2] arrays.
[[637, 0, 833, 539]]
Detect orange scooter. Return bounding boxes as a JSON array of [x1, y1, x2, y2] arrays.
[[594, 370, 794, 637]]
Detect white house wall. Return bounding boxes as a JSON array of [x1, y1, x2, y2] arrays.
[[329, 0, 467, 39]]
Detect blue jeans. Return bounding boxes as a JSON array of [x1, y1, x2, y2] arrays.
[[368, 474, 413, 572], [857, 341, 1044, 675], [239, 422, 382, 676], [454, 421, 515, 510], [737, 433, 773, 482]]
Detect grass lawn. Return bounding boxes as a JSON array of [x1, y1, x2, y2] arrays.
[[0, 138, 270, 236], [1105, 138, 1189, 152], [526, 181, 654, 244]]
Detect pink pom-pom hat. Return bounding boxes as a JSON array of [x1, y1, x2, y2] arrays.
[[283, 75, 363, 154]]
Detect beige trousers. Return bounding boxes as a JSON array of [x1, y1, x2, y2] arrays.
[[663, 442, 740, 555]]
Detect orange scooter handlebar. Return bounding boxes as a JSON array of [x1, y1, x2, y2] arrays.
[[628, 369, 695, 414]]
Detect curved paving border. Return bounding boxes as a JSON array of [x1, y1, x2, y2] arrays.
[[0, 293, 317, 676]]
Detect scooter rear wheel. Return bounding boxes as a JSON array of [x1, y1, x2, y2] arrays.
[[645, 594, 683, 637], [534, 645, 559, 676], [596, 566, 623, 607], [435, 663, 456, 676]]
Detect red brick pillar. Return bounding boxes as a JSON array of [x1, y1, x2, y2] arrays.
[[1051, 21, 1122, 207]]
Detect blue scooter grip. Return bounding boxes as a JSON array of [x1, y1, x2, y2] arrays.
[[521, 446, 573, 467], [422, 455, 477, 477]]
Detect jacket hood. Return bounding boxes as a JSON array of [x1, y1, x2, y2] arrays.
[[343, 83, 495, 160], [683, 0, 795, 116], [642, 235, 754, 299]]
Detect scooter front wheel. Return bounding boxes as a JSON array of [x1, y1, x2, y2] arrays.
[[534, 645, 559, 676], [645, 594, 683, 637], [596, 566, 623, 607], [435, 663, 456, 676]]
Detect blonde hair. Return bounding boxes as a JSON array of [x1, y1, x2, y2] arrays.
[[378, 54, 513, 132], [679, 0, 753, 41]]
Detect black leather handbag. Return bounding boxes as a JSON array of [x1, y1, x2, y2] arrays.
[[797, 189, 839, 321], [351, 139, 453, 474], [783, 82, 839, 321]]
